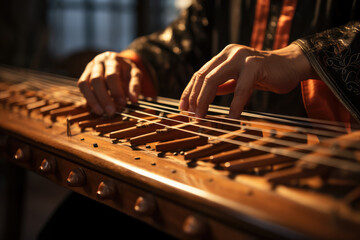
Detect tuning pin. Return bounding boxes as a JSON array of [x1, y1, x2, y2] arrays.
[[14, 146, 30, 162], [39, 157, 56, 175], [134, 194, 156, 216], [182, 215, 207, 237], [66, 168, 86, 187], [96, 180, 116, 200]]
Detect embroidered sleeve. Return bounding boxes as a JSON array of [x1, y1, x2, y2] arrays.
[[294, 21, 360, 122]]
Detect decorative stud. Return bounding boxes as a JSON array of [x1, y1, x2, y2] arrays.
[[182, 215, 207, 237], [96, 180, 116, 200], [66, 168, 86, 187], [14, 146, 30, 162], [39, 157, 56, 175], [134, 194, 156, 216]]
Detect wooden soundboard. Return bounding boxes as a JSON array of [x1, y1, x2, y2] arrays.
[[1, 67, 360, 239]]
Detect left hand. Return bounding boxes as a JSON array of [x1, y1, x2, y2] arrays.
[[179, 43, 317, 119]]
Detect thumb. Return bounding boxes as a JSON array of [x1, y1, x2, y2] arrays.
[[216, 79, 237, 95]]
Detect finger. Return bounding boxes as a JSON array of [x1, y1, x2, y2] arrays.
[[228, 57, 259, 119], [104, 57, 126, 108], [128, 63, 142, 103], [188, 73, 206, 113], [179, 75, 195, 111], [187, 56, 227, 112], [78, 62, 104, 115], [194, 60, 238, 118], [89, 61, 116, 116]]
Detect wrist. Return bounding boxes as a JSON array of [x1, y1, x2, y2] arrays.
[[288, 43, 319, 80]]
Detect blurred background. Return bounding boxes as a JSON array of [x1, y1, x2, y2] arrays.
[[0, 1, 191, 239], [0, 0, 191, 77]]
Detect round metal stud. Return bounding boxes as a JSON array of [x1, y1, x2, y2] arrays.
[[14, 146, 30, 162], [182, 215, 207, 237], [134, 194, 156, 216], [39, 157, 56, 175], [96, 180, 116, 200], [66, 168, 86, 187]]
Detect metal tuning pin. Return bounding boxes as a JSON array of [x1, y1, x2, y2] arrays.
[[66, 168, 86, 187], [14, 146, 30, 162], [182, 215, 207, 237], [39, 157, 56, 175], [96, 180, 116, 200], [134, 194, 156, 216]]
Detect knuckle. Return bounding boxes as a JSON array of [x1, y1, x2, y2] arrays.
[[104, 73, 118, 84], [131, 67, 142, 78], [224, 43, 236, 50], [77, 80, 87, 89], [203, 75, 212, 85], [104, 51, 116, 59], [203, 74, 217, 87], [89, 76, 101, 86], [232, 47, 245, 57], [86, 61, 93, 68], [244, 56, 261, 67], [94, 55, 101, 62], [194, 71, 206, 82], [94, 53, 106, 62]]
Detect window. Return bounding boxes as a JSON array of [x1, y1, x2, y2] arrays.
[[47, 0, 190, 59]]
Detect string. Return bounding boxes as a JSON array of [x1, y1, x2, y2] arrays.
[[1, 66, 360, 172], [140, 99, 349, 134], [2, 68, 359, 154], [4, 64, 352, 134], [138, 100, 343, 138], [118, 109, 360, 173], [1, 66, 356, 133], [155, 97, 355, 131], [122, 107, 357, 161]]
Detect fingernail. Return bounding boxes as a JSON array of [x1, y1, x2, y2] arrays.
[[228, 112, 239, 119], [188, 105, 195, 114], [195, 108, 203, 118], [105, 105, 115, 116]]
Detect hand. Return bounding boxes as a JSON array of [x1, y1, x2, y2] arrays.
[[77, 51, 142, 116], [179, 43, 317, 119]]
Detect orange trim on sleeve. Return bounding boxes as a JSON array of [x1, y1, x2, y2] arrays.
[[270, 1, 352, 130], [272, 0, 297, 50], [301, 79, 352, 131], [250, 0, 270, 50], [118, 50, 157, 98]]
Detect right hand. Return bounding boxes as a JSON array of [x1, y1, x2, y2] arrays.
[[77, 51, 142, 116]]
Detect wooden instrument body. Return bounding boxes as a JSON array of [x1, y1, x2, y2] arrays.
[[1, 67, 360, 239]]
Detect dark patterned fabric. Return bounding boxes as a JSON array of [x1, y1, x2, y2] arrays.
[[127, 0, 360, 120], [294, 22, 360, 122]]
